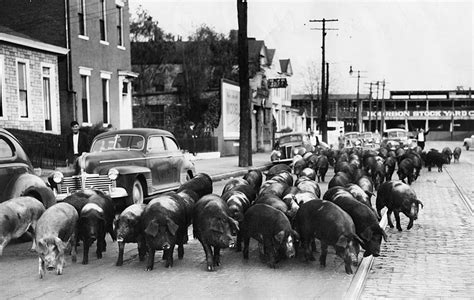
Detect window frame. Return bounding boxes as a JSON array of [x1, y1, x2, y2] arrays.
[[79, 67, 92, 125], [0, 55, 4, 119], [41, 64, 53, 131], [101, 71, 111, 125], [99, 0, 107, 42], [16, 59, 30, 119], [116, 4, 124, 48], [78, 0, 87, 38]]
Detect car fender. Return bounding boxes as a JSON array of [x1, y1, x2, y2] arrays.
[[111, 166, 152, 196], [4, 173, 56, 207]]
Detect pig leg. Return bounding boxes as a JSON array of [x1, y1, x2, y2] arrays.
[[145, 248, 156, 271], [235, 232, 242, 252], [138, 236, 146, 262], [57, 253, 65, 275], [344, 254, 353, 275], [319, 242, 328, 268], [243, 237, 250, 259], [407, 218, 414, 230], [386, 210, 394, 228], [116, 242, 125, 266], [303, 239, 315, 261], [165, 244, 175, 268], [264, 241, 277, 268], [70, 236, 77, 263], [39, 257, 45, 279], [82, 241, 90, 265], [96, 238, 104, 259], [213, 246, 221, 267], [200, 242, 215, 271], [394, 211, 403, 231], [26, 225, 36, 252]]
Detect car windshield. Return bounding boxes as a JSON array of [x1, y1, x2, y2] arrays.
[[387, 131, 407, 138], [345, 133, 359, 139], [90, 134, 145, 152], [279, 134, 303, 144]]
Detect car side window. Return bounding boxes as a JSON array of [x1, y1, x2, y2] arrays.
[[147, 136, 165, 153], [164, 136, 179, 151], [129, 136, 145, 150], [0, 138, 14, 158]]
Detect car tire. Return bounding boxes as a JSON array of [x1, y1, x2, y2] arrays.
[[129, 179, 144, 205], [466, 145, 470, 151]]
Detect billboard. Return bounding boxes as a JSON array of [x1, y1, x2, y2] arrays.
[[221, 80, 240, 140]]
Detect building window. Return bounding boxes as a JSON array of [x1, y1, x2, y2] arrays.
[[0, 55, 4, 117], [146, 105, 165, 127], [81, 75, 90, 123], [42, 67, 52, 131], [102, 78, 109, 124], [116, 5, 123, 46], [99, 0, 107, 41], [17, 61, 28, 118], [78, 0, 87, 36]]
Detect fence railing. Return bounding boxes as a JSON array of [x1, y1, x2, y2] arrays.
[[177, 137, 218, 153], [22, 142, 67, 169]]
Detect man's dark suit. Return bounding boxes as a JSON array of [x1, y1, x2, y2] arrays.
[[66, 131, 90, 164]]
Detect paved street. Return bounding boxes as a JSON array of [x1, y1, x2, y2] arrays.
[[361, 141, 474, 299], [2, 141, 473, 299]]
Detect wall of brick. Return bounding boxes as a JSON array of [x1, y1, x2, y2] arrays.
[[0, 43, 61, 134]]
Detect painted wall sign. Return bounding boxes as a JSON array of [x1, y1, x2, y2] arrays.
[[221, 81, 240, 140], [363, 110, 474, 119]]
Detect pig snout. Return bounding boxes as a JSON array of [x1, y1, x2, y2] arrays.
[[285, 236, 296, 258], [162, 242, 171, 250]]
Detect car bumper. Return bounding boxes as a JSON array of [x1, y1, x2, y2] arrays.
[[55, 187, 128, 201]]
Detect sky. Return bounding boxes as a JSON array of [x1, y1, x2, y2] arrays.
[[129, 0, 473, 96]]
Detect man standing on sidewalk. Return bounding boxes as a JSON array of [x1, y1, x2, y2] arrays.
[[417, 127, 430, 150], [65, 121, 90, 166]]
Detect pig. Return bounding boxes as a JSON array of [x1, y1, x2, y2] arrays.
[[78, 192, 116, 264], [383, 156, 397, 181], [453, 147, 462, 163], [142, 193, 188, 270], [35, 202, 78, 278], [193, 194, 239, 271], [328, 172, 350, 189], [241, 204, 298, 268], [299, 167, 316, 181], [397, 157, 415, 185], [346, 184, 372, 208], [442, 147, 453, 164], [315, 155, 329, 182], [114, 204, 147, 266], [325, 189, 387, 257], [376, 181, 424, 231], [294, 199, 362, 274], [271, 170, 294, 186], [266, 164, 292, 180], [356, 176, 375, 205], [296, 177, 321, 198], [63, 191, 91, 215], [177, 173, 213, 198], [260, 180, 290, 199], [293, 157, 308, 176], [243, 169, 263, 194], [221, 190, 251, 251], [0, 196, 45, 255], [221, 178, 249, 195], [425, 149, 448, 172], [255, 193, 291, 217]]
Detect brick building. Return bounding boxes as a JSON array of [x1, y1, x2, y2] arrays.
[[0, 0, 136, 134], [0, 26, 68, 133]]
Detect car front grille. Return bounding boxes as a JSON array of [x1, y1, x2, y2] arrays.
[[281, 146, 293, 159], [59, 175, 113, 194]]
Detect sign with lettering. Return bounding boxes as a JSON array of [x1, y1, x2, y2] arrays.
[[363, 110, 474, 119], [221, 81, 240, 140], [268, 78, 288, 89]]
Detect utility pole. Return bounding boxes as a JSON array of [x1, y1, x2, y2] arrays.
[[375, 81, 380, 132], [368, 82, 373, 132], [309, 18, 338, 143], [237, 0, 251, 167], [349, 66, 366, 132], [381, 80, 386, 135]]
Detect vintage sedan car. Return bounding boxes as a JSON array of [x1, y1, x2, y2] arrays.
[[463, 135, 474, 150], [0, 129, 55, 207], [49, 128, 195, 207], [359, 131, 381, 149], [382, 128, 417, 149], [271, 132, 328, 163], [343, 131, 362, 148]]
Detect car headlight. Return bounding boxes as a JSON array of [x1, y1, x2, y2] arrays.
[[52, 171, 64, 184], [108, 168, 119, 181]]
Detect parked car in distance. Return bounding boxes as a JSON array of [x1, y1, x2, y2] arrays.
[[0, 129, 55, 207], [382, 128, 417, 149], [49, 128, 195, 209], [343, 131, 361, 148], [271, 132, 328, 163], [463, 135, 474, 150]]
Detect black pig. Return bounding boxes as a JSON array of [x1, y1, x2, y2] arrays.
[[114, 204, 147, 266]]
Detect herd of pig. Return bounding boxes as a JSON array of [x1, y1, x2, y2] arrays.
[[0, 143, 461, 278]]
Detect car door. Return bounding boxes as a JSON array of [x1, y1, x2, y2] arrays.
[[162, 135, 182, 187], [146, 135, 175, 193]]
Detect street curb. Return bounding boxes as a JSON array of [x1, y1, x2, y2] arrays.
[[210, 163, 274, 182], [344, 210, 388, 300]]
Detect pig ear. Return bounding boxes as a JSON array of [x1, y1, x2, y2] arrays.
[[359, 227, 373, 242], [36, 239, 46, 253], [227, 216, 239, 232], [54, 237, 66, 252], [145, 221, 159, 237], [274, 230, 285, 243], [166, 219, 179, 236]]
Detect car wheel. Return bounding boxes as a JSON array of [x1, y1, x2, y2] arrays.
[[466, 145, 470, 151], [130, 179, 144, 205]]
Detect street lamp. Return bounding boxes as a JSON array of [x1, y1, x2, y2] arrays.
[[349, 66, 364, 132]]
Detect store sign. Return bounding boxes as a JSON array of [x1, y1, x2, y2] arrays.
[[364, 110, 474, 118], [268, 78, 288, 89]]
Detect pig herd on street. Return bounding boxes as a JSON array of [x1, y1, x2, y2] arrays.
[[0, 143, 463, 278]]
